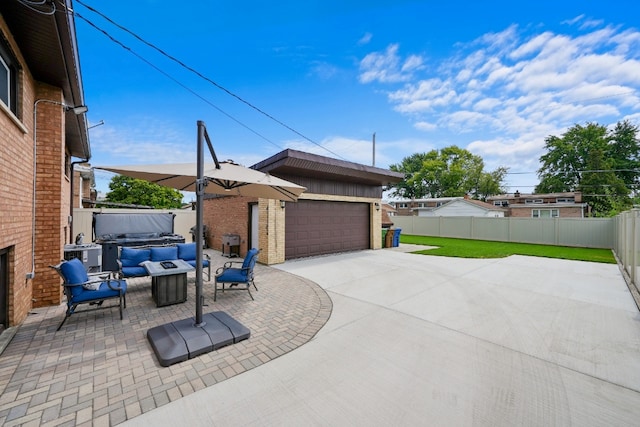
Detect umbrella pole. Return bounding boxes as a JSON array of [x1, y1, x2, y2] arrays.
[[194, 120, 206, 326], [145, 121, 251, 366]]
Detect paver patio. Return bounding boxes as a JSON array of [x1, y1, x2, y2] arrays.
[[0, 249, 331, 426]]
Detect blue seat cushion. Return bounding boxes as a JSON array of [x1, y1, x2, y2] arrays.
[[216, 268, 247, 283], [150, 246, 178, 261], [70, 280, 127, 304], [60, 258, 89, 284], [120, 247, 150, 267], [177, 243, 197, 261], [122, 266, 148, 278], [185, 259, 209, 269]]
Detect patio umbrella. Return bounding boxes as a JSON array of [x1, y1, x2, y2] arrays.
[[100, 160, 306, 202], [96, 120, 306, 366]]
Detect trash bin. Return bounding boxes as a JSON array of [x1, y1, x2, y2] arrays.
[[384, 229, 394, 248], [392, 228, 402, 247]]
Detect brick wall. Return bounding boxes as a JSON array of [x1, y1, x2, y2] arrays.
[[203, 195, 255, 256], [0, 16, 36, 325], [204, 193, 382, 265], [32, 83, 66, 307], [509, 206, 584, 218]]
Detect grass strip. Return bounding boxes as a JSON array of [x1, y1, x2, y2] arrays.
[[400, 234, 616, 264]]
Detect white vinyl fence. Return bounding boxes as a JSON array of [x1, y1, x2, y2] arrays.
[[613, 209, 640, 291], [391, 216, 614, 248]]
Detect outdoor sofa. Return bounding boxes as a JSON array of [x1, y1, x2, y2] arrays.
[[117, 242, 211, 280]]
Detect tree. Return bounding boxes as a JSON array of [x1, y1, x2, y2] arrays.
[[388, 152, 431, 199], [536, 121, 637, 216], [105, 175, 184, 209], [610, 120, 640, 195], [388, 146, 507, 199], [474, 167, 509, 201], [579, 148, 631, 216]]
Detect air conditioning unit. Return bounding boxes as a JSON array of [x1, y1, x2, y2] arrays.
[[63, 244, 102, 273]]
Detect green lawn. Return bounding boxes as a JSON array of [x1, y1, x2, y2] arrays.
[[400, 234, 616, 264]]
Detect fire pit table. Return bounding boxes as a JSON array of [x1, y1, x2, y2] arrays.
[[143, 259, 195, 307]]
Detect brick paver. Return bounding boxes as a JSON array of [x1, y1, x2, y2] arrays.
[[0, 250, 332, 426]]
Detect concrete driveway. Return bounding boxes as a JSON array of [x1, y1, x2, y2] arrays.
[[123, 246, 640, 426]]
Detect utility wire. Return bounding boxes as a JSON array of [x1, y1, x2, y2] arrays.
[[73, 0, 347, 161], [72, 11, 283, 151], [509, 168, 640, 175]]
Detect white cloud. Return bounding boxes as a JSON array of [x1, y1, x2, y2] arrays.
[[309, 61, 339, 80], [358, 44, 424, 83], [356, 21, 640, 179], [414, 121, 437, 131], [358, 32, 373, 45]]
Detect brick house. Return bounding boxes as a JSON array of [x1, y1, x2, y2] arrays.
[[487, 191, 588, 218], [0, 2, 90, 329], [391, 191, 587, 218], [203, 149, 404, 264]]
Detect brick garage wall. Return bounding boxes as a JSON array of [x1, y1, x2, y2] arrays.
[[0, 17, 37, 326], [32, 83, 67, 308], [205, 193, 381, 265], [203, 195, 255, 256]]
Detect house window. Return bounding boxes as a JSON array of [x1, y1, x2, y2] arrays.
[[556, 197, 574, 203], [525, 199, 543, 204], [493, 200, 508, 207], [398, 203, 408, 208], [418, 202, 426, 208], [0, 37, 18, 116], [532, 209, 559, 218]]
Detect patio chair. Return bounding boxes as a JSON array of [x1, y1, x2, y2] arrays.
[[214, 248, 260, 301], [50, 258, 128, 331]]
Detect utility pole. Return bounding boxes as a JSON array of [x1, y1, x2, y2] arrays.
[[372, 132, 376, 167]]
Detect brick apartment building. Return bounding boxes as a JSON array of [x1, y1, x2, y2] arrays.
[[0, 2, 90, 329], [391, 191, 588, 218], [487, 191, 588, 218]]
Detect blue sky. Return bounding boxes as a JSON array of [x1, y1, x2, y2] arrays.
[[75, 0, 640, 200]]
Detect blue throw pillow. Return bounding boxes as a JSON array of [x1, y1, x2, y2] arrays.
[[120, 247, 151, 267], [150, 246, 178, 261], [60, 258, 89, 284], [177, 243, 196, 261]]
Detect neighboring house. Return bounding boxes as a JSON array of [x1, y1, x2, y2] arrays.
[[0, 2, 90, 329], [203, 149, 404, 264], [487, 191, 588, 218], [424, 197, 507, 217], [391, 197, 463, 216], [73, 163, 97, 208], [381, 203, 396, 228]]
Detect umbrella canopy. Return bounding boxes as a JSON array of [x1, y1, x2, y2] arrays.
[[99, 161, 306, 202]]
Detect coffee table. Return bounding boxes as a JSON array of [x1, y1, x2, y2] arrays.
[[143, 259, 195, 307]]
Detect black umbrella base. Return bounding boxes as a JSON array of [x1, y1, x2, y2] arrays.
[[147, 311, 250, 367]]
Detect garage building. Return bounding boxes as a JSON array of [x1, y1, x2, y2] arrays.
[[203, 149, 403, 264]]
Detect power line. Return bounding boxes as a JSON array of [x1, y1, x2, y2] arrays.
[[72, 0, 347, 161], [510, 168, 640, 175], [73, 10, 284, 151]]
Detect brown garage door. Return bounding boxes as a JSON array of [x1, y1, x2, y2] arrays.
[[285, 200, 370, 259]]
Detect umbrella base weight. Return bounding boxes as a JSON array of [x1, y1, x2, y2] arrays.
[[147, 311, 250, 367]]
